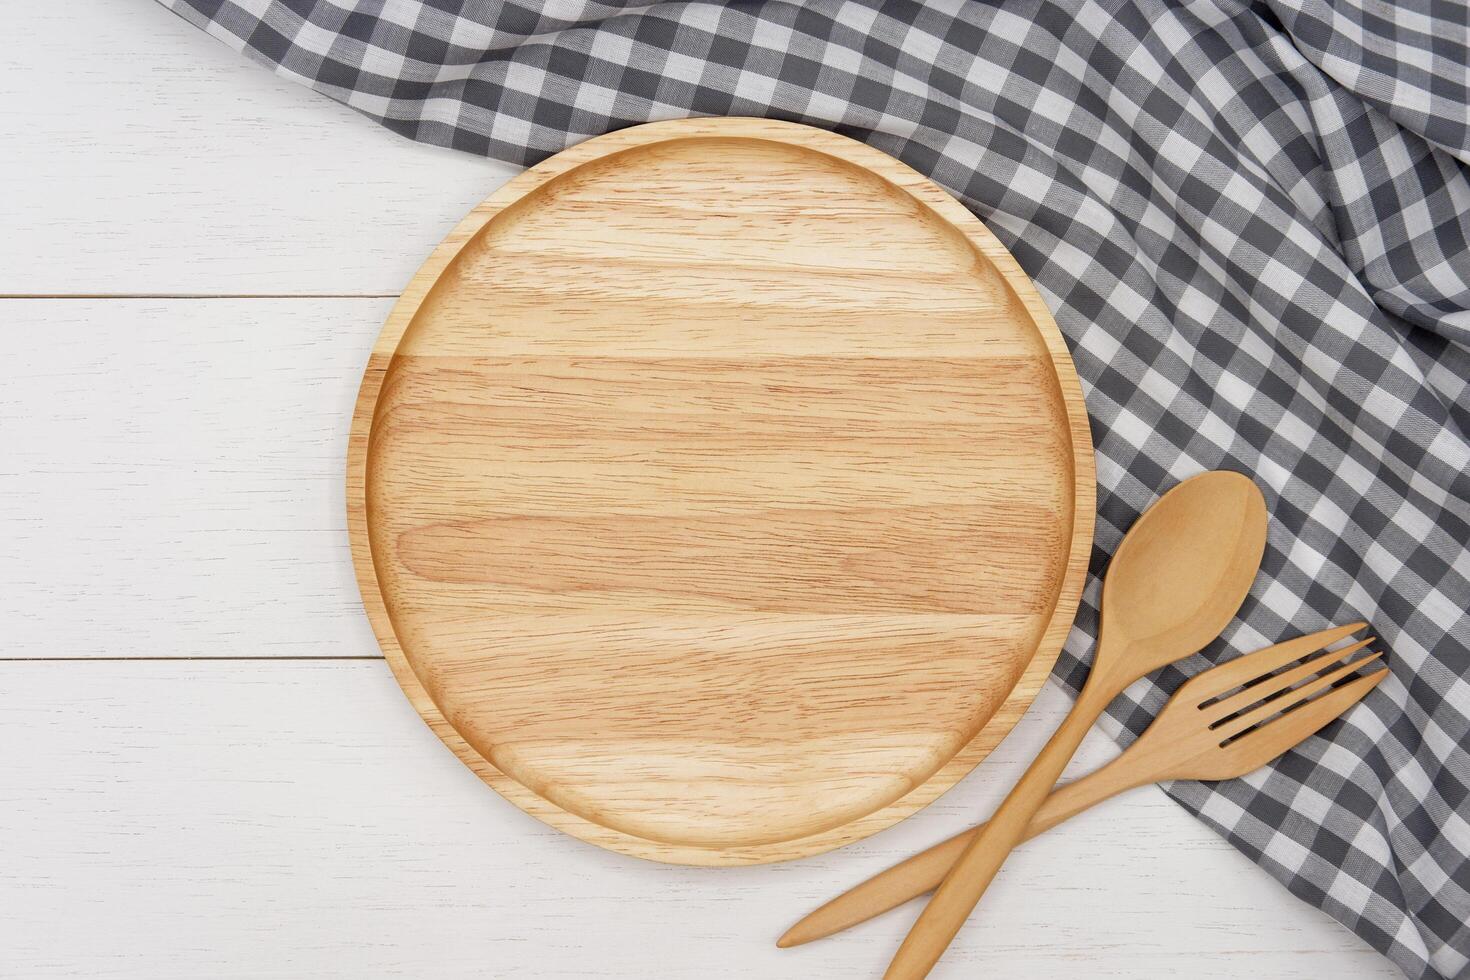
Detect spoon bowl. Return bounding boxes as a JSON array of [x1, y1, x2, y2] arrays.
[[1093, 471, 1268, 688]]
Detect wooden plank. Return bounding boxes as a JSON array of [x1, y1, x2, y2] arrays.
[[0, 0, 518, 296], [0, 663, 1396, 979], [0, 299, 385, 658]]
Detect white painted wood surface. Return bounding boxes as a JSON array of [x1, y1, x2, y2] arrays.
[[0, 1, 515, 296], [0, 667, 1397, 980], [0, 1, 1400, 976], [2, 299, 384, 660]]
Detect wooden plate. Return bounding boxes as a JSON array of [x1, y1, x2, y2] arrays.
[[348, 118, 1094, 866]]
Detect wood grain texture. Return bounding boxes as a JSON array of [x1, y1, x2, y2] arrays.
[[886, 473, 1269, 979], [2, 5, 1397, 972], [0, 662, 1398, 980], [0, 299, 386, 659], [349, 118, 1095, 864], [780, 624, 1385, 947], [0, 1, 513, 296]]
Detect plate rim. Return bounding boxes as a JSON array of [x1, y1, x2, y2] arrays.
[[346, 116, 1096, 866]]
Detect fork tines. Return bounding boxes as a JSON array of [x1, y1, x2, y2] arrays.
[[1196, 624, 1385, 747]]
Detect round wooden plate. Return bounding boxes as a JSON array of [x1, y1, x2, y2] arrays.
[[349, 118, 1094, 866]]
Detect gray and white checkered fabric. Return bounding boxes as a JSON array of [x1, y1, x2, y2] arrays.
[[158, 0, 1470, 975]]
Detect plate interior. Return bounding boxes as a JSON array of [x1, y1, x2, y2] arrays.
[[356, 121, 1091, 863]]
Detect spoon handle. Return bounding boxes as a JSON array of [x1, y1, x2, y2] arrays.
[[883, 684, 1110, 980], [778, 749, 1149, 947]]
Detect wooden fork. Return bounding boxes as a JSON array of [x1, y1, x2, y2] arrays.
[[779, 623, 1387, 948]]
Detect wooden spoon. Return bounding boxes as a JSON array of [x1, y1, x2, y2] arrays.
[[883, 470, 1268, 980], [780, 623, 1384, 947]]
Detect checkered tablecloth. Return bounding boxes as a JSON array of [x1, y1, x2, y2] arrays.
[[159, 1, 1470, 975]]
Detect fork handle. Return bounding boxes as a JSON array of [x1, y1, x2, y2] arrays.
[[883, 683, 1111, 980], [779, 748, 1149, 947]]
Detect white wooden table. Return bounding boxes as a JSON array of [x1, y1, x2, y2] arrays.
[[0, 3, 1401, 977]]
